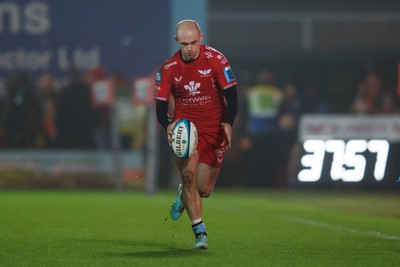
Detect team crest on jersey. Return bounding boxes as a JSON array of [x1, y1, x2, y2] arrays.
[[184, 81, 201, 95], [198, 69, 211, 76]]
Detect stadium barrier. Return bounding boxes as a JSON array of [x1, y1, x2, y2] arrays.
[[0, 150, 144, 189]]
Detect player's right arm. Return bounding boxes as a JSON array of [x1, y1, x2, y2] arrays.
[[155, 63, 178, 145], [156, 100, 178, 144], [155, 64, 172, 128], [156, 100, 170, 129]]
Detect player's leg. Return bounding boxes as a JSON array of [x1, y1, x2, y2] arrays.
[[189, 164, 219, 250], [190, 160, 220, 250], [170, 151, 201, 221], [196, 162, 220, 198], [190, 144, 222, 249], [176, 150, 202, 222], [176, 151, 208, 249]]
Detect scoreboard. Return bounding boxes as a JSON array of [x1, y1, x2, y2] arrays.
[[296, 115, 400, 187]]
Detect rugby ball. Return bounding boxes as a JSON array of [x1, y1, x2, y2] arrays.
[[171, 119, 198, 158]]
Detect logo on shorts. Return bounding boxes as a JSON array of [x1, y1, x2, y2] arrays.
[[215, 148, 225, 163]]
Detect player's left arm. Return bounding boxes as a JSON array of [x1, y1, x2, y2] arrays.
[[208, 47, 238, 149], [221, 85, 238, 149]]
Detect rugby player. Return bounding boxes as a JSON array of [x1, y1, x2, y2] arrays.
[[155, 19, 238, 249]]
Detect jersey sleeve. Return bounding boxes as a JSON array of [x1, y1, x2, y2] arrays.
[[154, 64, 172, 102], [208, 47, 238, 90]]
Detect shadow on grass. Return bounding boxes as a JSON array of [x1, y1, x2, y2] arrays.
[[106, 248, 205, 258], [83, 238, 210, 258]]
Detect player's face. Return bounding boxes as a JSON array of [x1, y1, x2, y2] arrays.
[[176, 30, 203, 61]]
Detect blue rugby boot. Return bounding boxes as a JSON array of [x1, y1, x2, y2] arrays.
[[170, 184, 184, 221], [193, 233, 208, 250]]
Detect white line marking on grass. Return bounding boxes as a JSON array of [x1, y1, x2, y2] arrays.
[[284, 216, 400, 241]]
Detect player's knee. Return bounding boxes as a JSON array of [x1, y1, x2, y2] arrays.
[[200, 191, 211, 198], [181, 169, 195, 187], [199, 188, 213, 198]]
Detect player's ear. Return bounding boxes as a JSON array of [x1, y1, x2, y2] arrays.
[[174, 35, 178, 42], [199, 33, 203, 42]]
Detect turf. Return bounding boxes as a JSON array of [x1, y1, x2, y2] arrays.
[[0, 189, 399, 267]]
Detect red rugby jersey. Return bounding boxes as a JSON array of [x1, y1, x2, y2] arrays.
[[155, 45, 237, 134]]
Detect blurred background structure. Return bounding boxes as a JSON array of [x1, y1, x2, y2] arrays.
[[0, 0, 399, 191]]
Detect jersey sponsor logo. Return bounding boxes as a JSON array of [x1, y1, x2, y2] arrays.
[[155, 69, 161, 82], [177, 95, 212, 105], [164, 61, 177, 69], [198, 69, 211, 76], [184, 81, 201, 95], [223, 66, 235, 82], [175, 76, 182, 82]]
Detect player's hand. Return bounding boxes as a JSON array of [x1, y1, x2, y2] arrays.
[[221, 122, 232, 150], [167, 119, 179, 145]]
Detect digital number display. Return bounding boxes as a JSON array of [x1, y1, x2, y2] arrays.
[[298, 139, 390, 183]]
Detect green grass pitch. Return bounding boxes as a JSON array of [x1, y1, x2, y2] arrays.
[[0, 189, 399, 266]]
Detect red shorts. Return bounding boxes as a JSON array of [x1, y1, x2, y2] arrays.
[[196, 128, 225, 169]]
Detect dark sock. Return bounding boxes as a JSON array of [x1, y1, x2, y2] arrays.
[[192, 221, 207, 237]]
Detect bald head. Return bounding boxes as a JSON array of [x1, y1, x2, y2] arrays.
[[175, 20, 203, 61], [176, 20, 201, 36]]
